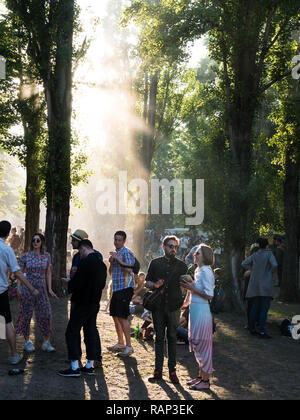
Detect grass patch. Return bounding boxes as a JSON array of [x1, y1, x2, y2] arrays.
[[268, 300, 300, 321]]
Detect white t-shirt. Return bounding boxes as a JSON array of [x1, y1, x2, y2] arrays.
[[0, 238, 20, 294], [191, 265, 215, 304]]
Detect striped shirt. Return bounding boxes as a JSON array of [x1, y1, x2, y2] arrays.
[[112, 246, 135, 292]]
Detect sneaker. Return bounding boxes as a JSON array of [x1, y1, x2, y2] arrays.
[[80, 366, 95, 376], [148, 368, 163, 383], [42, 341, 56, 352], [58, 368, 81, 378], [107, 343, 126, 352], [10, 353, 22, 365], [169, 369, 180, 384], [24, 340, 35, 353], [118, 346, 134, 357]]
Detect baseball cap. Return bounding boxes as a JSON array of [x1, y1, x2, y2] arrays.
[[70, 229, 89, 241]]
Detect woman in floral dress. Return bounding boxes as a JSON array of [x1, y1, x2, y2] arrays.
[[15, 233, 58, 352]]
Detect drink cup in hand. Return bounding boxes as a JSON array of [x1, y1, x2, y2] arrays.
[[180, 275, 193, 284]]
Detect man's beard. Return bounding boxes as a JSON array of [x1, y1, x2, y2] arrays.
[[165, 251, 176, 260]]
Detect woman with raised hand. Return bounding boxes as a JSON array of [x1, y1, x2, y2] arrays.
[[180, 243, 215, 390], [15, 233, 58, 353]]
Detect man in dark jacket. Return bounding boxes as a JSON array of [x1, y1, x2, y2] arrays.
[[146, 235, 187, 384], [58, 240, 107, 377]]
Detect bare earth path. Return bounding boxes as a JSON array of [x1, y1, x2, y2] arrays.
[[0, 297, 299, 400]]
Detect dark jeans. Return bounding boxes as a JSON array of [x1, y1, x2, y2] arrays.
[[249, 297, 272, 334], [66, 303, 100, 361], [152, 308, 180, 371], [177, 326, 188, 343]]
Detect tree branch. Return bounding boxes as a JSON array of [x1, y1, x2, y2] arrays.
[[260, 69, 291, 93]]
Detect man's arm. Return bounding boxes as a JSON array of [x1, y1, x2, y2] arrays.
[[145, 260, 164, 290], [68, 261, 88, 294]]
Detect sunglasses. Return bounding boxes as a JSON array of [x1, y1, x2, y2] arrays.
[[166, 244, 178, 249], [32, 238, 41, 243]]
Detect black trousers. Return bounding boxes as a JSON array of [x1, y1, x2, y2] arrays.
[[66, 303, 100, 361], [70, 302, 102, 361]]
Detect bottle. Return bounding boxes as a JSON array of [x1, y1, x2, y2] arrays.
[[134, 323, 140, 339], [8, 369, 26, 376]]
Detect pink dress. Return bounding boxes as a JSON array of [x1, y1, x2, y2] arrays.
[[15, 252, 52, 339]]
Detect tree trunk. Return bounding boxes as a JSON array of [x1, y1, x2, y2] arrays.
[[44, 0, 74, 295], [280, 150, 300, 301], [18, 82, 42, 251], [136, 72, 159, 265], [24, 162, 40, 251]]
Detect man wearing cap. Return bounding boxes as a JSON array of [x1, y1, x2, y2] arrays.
[[69, 229, 103, 366]]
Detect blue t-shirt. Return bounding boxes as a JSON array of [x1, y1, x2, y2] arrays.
[[71, 249, 103, 270]]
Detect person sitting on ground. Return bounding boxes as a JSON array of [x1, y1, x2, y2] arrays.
[[136, 309, 154, 341], [130, 272, 147, 316], [105, 279, 113, 313]]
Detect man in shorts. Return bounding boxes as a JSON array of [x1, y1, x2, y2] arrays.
[[0, 220, 39, 364], [108, 231, 135, 357]]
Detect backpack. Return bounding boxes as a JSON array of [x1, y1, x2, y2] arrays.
[[132, 257, 141, 275], [210, 284, 226, 314]]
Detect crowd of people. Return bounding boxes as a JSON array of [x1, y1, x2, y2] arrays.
[[0, 219, 283, 391]]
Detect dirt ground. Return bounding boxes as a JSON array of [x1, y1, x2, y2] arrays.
[[0, 296, 299, 401]]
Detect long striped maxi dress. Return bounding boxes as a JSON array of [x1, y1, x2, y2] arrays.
[[189, 265, 215, 375]]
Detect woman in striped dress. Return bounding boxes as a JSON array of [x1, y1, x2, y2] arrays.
[[180, 243, 215, 390]]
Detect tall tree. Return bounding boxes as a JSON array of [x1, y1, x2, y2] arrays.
[[6, 0, 75, 293], [268, 33, 300, 301], [125, 0, 300, 308], [0, 15, 45, 243]]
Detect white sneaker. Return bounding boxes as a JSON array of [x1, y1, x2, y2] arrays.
[[24, 340, 35, 352], [42, 341, 56, 352], [10, 353, 22, 365], [118, 346, 134, 357]]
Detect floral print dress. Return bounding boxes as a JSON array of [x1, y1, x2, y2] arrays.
[[15, 252, 52, 339]]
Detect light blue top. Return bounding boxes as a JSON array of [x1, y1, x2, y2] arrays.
[[191, 265, 215, 304], [0, 238, 20, 294]]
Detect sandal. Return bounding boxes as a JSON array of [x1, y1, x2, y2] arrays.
[[189, 380, 210, 390], [186, 377, 202, 386]]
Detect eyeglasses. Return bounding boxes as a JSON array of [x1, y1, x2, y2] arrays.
[[32, 238, 41, 243]]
